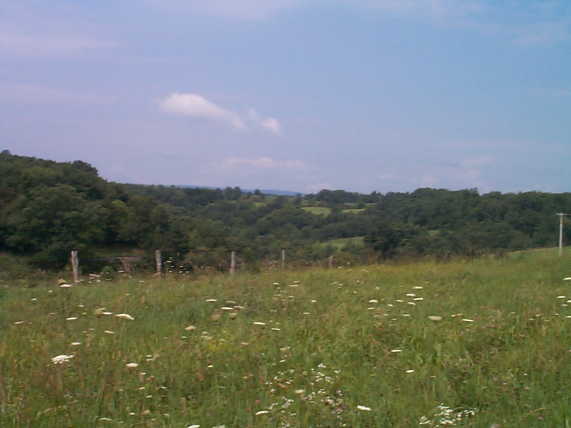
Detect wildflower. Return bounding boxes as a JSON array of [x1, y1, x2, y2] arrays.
[[99, 418, 113, 422], [205, 299, 217, 303], [115, 313, 135, 320], [390, 349, 403, 353], [253, 322, 266, 326], [357, 405, 372, 411], [405, 369, 415, 373], [185, 325, 197, 331], [52, 354, 74, 365], [255, 410, 271, 415], [271, 327, 281, 331], [104, 330, 115, 334], [428, 316, 443, 321], [126, 362, 139, 368], [368, 299, 379, 304], [59, 283, 73, 288], [220, 307, 234, 311], [71, 342, 81, 346], [462, 319, 474, 322], [564, 277, 571, 281], [413, 286, 423, 289], [66, 317, 78, 321], [94, 307, 108, 317], [557, 296, 567, 299], [187, 425, 200, 428], [13, 321, 25, 325]]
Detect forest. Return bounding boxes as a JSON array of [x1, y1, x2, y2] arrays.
[[1, 150, 571, 273]]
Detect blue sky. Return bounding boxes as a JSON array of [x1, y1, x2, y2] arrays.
[[1, 0, 570, 193]]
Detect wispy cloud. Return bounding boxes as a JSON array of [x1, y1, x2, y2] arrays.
[[349, 0, 485, 18], [222, 157, 305, 169], [0, 33, 116, 57], [145, 0, 301, 20], [143, 0, 571, 46], [159, 92, 282, 135], [248, 109, 282, 135]]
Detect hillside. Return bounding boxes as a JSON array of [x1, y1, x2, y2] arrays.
[[1, 151, 571, 273]]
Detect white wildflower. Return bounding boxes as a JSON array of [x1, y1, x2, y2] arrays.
[[255, 410, 271, 415], [253, 322, 266, 326], [52, 354, 74, 365], [115, 313, 135, 320], [428, 316, 443, 321], [357, 405, 372, 411], [126, 362, 139, 368]]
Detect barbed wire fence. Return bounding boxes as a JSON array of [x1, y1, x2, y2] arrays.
[[69, 248, 342, 283]]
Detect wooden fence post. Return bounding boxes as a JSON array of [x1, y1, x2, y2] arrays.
[[71, 250, 80, 283], [155, 250, 162, 277], [230, 251, 236, 276]]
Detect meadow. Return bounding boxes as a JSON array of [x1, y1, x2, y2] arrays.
[[2, 249, 571, 427]]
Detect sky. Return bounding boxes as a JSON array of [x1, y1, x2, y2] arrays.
[[1, 0, 570, 194]]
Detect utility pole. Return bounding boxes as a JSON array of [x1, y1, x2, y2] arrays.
[[556, 213, 568, 257]]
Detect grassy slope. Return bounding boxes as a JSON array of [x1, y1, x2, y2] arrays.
[[302, 206, 332, 216], [321, 236, 366, 250], [2, 249, 571, 427]]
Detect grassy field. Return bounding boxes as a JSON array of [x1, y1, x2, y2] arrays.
[[322, 236, 366, 250], [2, 249, 571, 427], [302, 206, 332, 216]]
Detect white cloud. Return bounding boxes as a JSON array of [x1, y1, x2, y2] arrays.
[[261, 117, 282, 135], [160, 93, 246, 130], [0, 33, 116, 57], [160, 93, 282, 135], [222, 157, 305, 170], [247, 109, 283, 135]]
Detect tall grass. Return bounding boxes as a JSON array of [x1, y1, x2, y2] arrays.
[[2, 249, 571, 427]]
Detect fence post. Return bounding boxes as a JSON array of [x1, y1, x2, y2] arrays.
[[230, 251, 236, 276], [155, 250, 162, 277], [281, 248, 286, 270], [328, 255, 334, 269], [71, 250, 80, 283]]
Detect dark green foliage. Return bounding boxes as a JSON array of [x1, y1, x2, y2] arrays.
[[1, 151, 571, 271]]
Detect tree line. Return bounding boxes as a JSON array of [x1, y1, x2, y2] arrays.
[[1, 150, 570, 273]]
